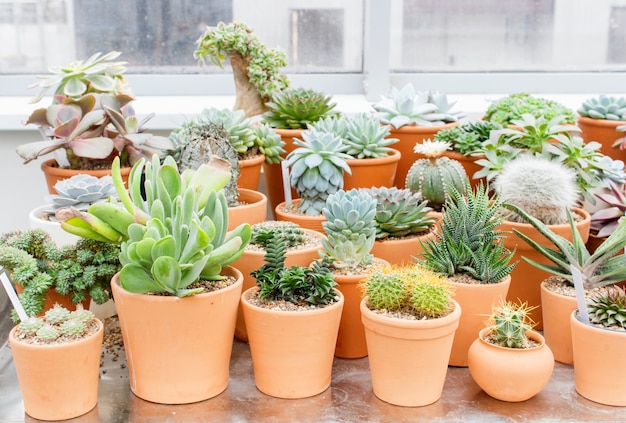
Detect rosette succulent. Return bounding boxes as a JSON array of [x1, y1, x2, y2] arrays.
[[263, 87, 339, 130], [45, 174, 117, 211], [578, 95, 626, 121]]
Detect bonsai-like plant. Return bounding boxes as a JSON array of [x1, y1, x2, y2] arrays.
[[15, 304, 98, 343], [320, 189, 377, 271], [283, 130, 353, 215], [405, 140, 468, 211], [483, 93, 576, 126], [578, 95, 626, 121], [418, 182, 516, 284], [194, 21, 289, 118], [360, 264, 456, 319], [372, 84, 465, 129], [484, 301, 537, 349], [434, 120, 503, 156], [250, 233, 338, 306], [362, 186, 436, 240], [262, 87, 339, 130], [0, 229, 120, 319]]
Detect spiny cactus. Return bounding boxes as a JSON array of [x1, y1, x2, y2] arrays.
[[408, 269, 455, 318], [578, 95, 626, 121], [46, 174, 117, 211], [250, 221, 306, 249], [262, 87, 339, 129], [587, 286, 626, 330], [493, 154, 580, 225], [362, 186, 435, 239], [405, 140, 468, 210], [487, 301, 536, 349], [284, 130, 353, 215], [321, 189, 377, 271], [361, 267, 408, 310]]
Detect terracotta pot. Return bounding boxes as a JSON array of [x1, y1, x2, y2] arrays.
[[231, 228, 325, 341], [540, 280, 577, 364], [448, 275, 511, 367], [585, 232, 607, 254], [238, 153, 265, 190], [441, 150, 486, 190], [343, 149, 401, 190], [361, 297, 461, 407], [467, 328, 554, 402], [388, 122, 459, 188], [571, 310, 626, 406], [41, 158, 131, 194], [110, 266, 243, 404], [29, 205, 80, 247], [262, 128, 303, 213], [228, 188, 268, 231], [499, 207, 590, 329], [14, 283, 91, 316], [241, 287, 344, 399], [370, 227, 438, 266], [10, 319, 104, 421], [275, 199, 326, 233], [577, 115, 626, 161]]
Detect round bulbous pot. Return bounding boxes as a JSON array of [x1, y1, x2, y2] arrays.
[[110, 266, 243, 404], [467, 328, 554, 402]]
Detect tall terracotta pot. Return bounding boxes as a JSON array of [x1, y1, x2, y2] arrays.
[[238, 153, 265, 190], [540, 279, 577, 364], [448, 275, 511, 367], [110, 266, 243, 404], [343, 149, 401, 190], [275, 199, 327, 233], [9, 319, 104, 421], [570, 310, 626, 406], [41, 158, 131, 194], [388, 122, 458, 188], [14, 283, 91, 317], [577, 115, 626, 161], [370, 227, 438, 266], [241, 287, 344, 399], [361, 297, 461, 407], [228, 188, 268, 231], [262, 128, 302, 214], [499, 207, 590, 329], [231, 228, 325, 341], [467, 328, 554, 402]]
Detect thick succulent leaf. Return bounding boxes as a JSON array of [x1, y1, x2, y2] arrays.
[[120, 264, 168, 294], [68, 137, 115, 158], [64, 78, 87, 97], [152, 256, 182, 292], [16, 140, 62, 162]]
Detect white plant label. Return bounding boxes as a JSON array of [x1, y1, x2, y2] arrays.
[[281, 160, 292, 205], [571, 266, 589, 324], [0, 267, 27, 321]]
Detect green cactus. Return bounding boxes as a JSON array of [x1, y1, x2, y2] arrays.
[[409, 270, 455, 319], [405, 140, 468, 210], [587, 286, 626, 330], [361, 267, 408, 310], [262, 87, 339, 130], [250, 221, 305, 249], [321, 189, 377, 271], [487, 301, 535, 349], [578, 95, 626, 121], [44, 305, 71, 324], [363, 186, 435, 239], [18, 317, 44, 335], [36, 325, 60, 341], [59, 319, 87, 337]]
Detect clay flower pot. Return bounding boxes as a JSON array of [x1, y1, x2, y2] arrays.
[[241, 287, 344, 399], [540, 279, 577, 364], [275, 199, 327, 233], [228, 188, 268, 231], [41, 158, 131, 194], [361, 297, 461, 407], [9, 319, 104, 421], [238, 153, 265, 190], [343, 148, 401, 190], [468, 328, 554, 402], [577, 115, 626, 161], [262, 128, 302, 213], [370, 227, 438, 266]]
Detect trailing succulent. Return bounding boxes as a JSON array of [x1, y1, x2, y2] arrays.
[[262, 87, 339, 130], [361, 264, 455, 319], [0, 229, 120, 320], [362, 186, 435, 239], [16, 305, 97, 343], [578, 95, 626, 121], [483, 93, 576, 126], [418, 182, 516, 284], [251, 233, 338, 306], [405, 140, 468, 211], [284, 130, 353, 215], [486, 301, 536, 349], [321, 189, 377, 271]]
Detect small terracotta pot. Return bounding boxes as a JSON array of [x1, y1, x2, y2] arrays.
[[370, 227, 437, 266], [275, 199, 327, 233], [577, 115, 626, 161], [571, 310, 626, 406], [468, 328, 554, 402], [238, 153, 265, 190], [262, 128, 303, 213], [14, 283, 91, 316], [231, 228, 325, 341], [343, 149, 401, 190], [540, 280, 577, 364], [10, 319, 104, 421], [388, 122, 459, 188], [111, 266, 243, 404], [41, 159, 131, 194], [448, 275, 511, 367], [361, 298, 461, 407], [441, 150, 486, 190], [241, 287, 344, 399], [228, 188, 268, 231]]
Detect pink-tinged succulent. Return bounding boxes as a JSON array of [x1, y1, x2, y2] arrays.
[[590, 180, 626, 237]]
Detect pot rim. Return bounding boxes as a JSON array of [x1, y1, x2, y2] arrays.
[[9, 318, 103, 350], [241, 286, 344, 316], [477, 326, 545, 351]]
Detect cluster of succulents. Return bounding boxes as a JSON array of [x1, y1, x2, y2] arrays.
[[590, 180, 626, 237], [45, 174, 117, 211], [250, 221, 306, 249], [17, 305, 96, 343], [578, 95, 626, 121], [263, 87, 339, 129], [486, 301, 536, 349], [405, 140, 467, 210], [434, 120, 503, 155], [483, 93, 576, 126], [321, 189, 377, 271], [587, 286, 626, 330], [253, 123, 287, 164], [372, 84, 465, 128], [362, 186, 435, 239], [251, 232, 337, 306], [361, 264, 455, 319]]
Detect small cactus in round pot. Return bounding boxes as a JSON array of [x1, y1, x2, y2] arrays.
[[405, 140, 468, 210], [486, 301, 536, 349]]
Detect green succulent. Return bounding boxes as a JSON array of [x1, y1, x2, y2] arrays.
[[44, 305, 71, 324], [253, 123, 287, 164], [434, 121, 503, 156], [284, 130, 353, 215], [15, 305, 97, 343], [587, 286, 626, 330], [363, 186, 435, 239], [45, 174, 117, 212], [308, 115, 350, 139], [36, 325, 60, 341], [372, 84, 465, 128], [483, 93, 576, 126], [18, 316, 43, 335], [343, 113, 399, 159], [321, 189, 377, 271], [487, 301, 536, 349], [578, 95, 626, 121], [250, 221, 306, 249], [59, 318, 87, 337], [195, 107, 257, 155], [262, 87, 339, 130], [251, 233, 338, 306]]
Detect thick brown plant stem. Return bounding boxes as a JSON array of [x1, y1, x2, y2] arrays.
[[229, 53, 268, 118]]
